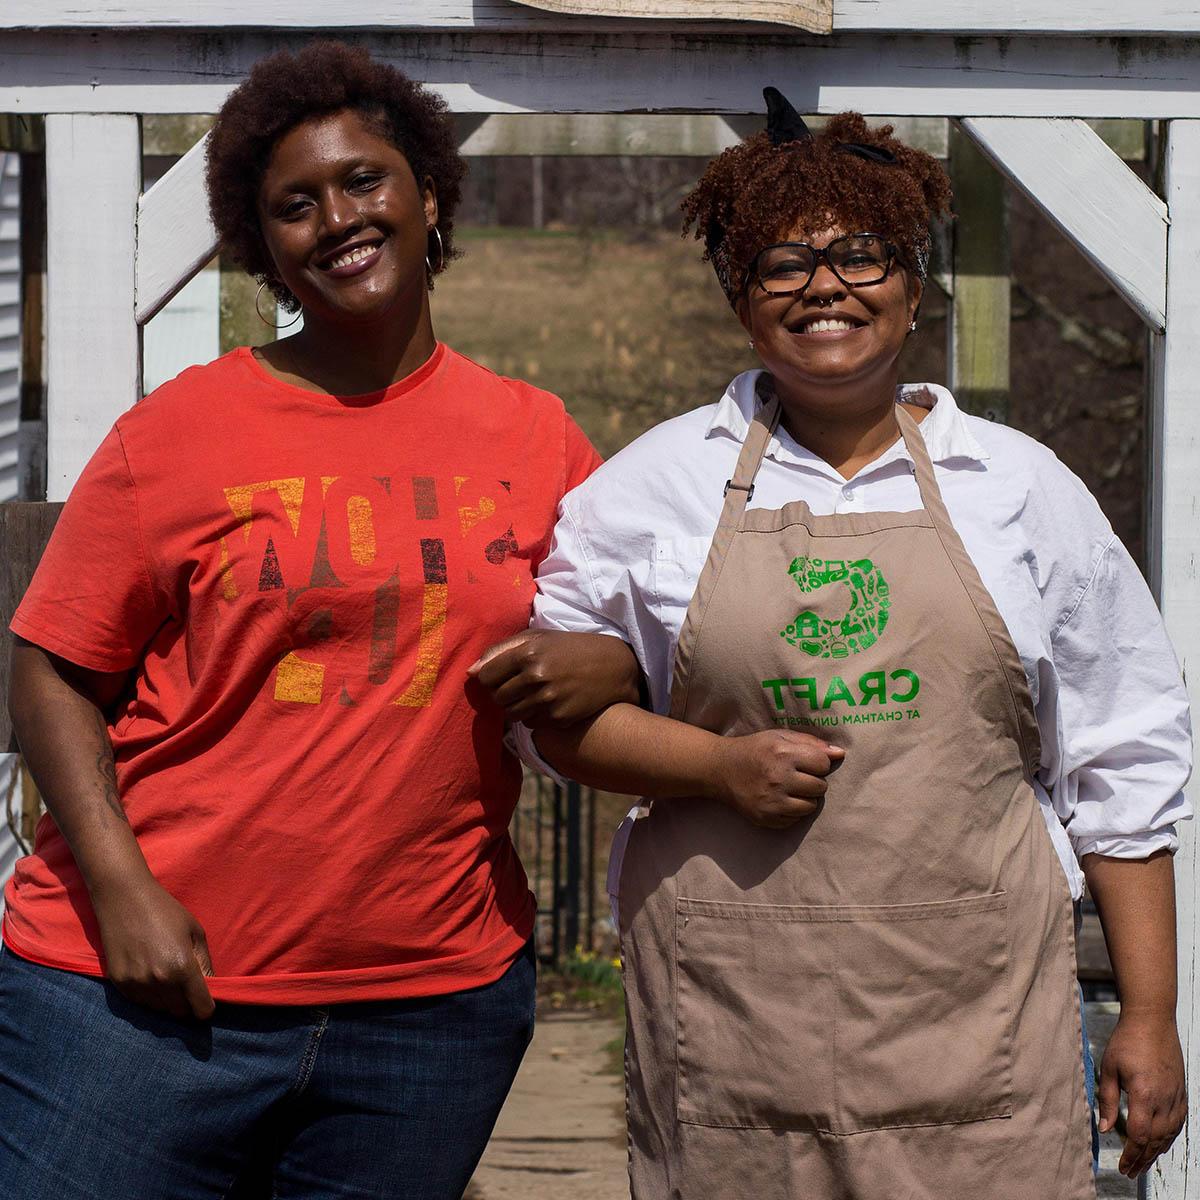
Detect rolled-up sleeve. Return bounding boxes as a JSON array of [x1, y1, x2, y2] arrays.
[[1049, 536, 1193, 862], [508, 495, 641, 781]]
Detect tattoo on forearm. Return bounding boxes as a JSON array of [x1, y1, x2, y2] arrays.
[[92, 706, 128, 825]]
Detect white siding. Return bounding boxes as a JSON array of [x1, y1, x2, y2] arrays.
[[142, 266, 219, 394], [0, 154, 19, 503], [0, 154, 18, 902]]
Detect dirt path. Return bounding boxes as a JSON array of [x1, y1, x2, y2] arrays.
[[467, 1011, 627, 1200]]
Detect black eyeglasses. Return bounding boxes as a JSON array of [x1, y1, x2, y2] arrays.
[[746, 233, 898, 297]]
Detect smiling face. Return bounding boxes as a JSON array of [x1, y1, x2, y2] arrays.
[[256, 108, 437, 324], [737, 224, 921, 407]]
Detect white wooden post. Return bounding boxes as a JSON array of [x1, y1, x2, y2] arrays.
[[1147, 118, 1200, 1200], [44, 113, 140, 499]]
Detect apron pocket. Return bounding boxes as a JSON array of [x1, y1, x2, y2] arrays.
[[674, 893, 1013, 1135], [675, 896, 839, 1132]]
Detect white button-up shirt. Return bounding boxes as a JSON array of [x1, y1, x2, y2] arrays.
[[524, 372, 1193, 899]]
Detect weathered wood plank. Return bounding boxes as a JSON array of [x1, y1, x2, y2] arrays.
[[45, 114, 140, 499], [4, 32, 1200, 119], [2, 0, 1197, 34], [961, 117, 1168, 330], [136, 134, 218, 325], [1146, 118, 1200, 1200], [0, 502, 63, 749], [0, 1, 733, 30], [512, 0, 830, 33]]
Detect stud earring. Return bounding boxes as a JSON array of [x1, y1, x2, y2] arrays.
[[908, 319, 918, 334]]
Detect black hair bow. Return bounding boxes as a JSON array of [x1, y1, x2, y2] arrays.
[[763, 86, 897, 165]]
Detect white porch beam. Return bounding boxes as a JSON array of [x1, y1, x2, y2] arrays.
[[1147, 118, 1200, 1200], [0, 2, 727, 31], [45, 114, 140, 499], [834, 0, 1200, 34], [136, 134, 218, 326], [960, 117, 1168, 330], [3, 0, 1198, 34], [4, 31, 1200, 119]]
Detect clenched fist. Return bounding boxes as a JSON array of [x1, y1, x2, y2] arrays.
[[712, 729, 845, 828]]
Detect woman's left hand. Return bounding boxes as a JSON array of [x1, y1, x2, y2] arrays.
[[1098, 1008, 1187, 1178], [469, 630, 641, 728]]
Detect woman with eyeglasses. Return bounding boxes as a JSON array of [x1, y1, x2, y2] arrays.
[[478, 94, 1191, 1196], [0, 41, 639, 1198]]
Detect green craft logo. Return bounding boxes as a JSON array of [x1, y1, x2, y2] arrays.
[[780, 555, 890, 658], [760, 669, 922, 728]]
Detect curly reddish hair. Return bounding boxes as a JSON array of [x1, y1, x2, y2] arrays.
[[682, 112, 953, 302], [205, 40, 466, 311]]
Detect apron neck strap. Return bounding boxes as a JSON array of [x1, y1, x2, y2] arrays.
[[894, 400, 952, 523], [720, 376, 782, 529], [669, 378, 780, 719], [894, 398, 1044, 780]]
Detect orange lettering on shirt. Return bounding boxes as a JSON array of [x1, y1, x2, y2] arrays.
[[323, 476, 403, 587], [222, 478, 323, 597], [454, 477, 522, 585]]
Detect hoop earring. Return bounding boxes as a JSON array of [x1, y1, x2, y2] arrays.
[[425, 226, 445, 275], [255, 281, 302, 330]]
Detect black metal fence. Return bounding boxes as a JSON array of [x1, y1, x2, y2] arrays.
[[512, 774, 602, 964]]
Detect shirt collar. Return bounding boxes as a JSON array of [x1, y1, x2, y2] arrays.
[[705, 369, 991, 478]]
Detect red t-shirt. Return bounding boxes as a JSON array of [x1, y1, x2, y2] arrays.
[[5, 343, 601, 1004]]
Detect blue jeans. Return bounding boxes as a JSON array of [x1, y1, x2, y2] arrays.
[[0, 942, 535, 1200], [1080, 983, 1101, 1174]]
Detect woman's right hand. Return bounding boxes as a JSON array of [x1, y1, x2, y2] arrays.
[[711, 729, 845, 828], [91, 873, 216, 1021], [8, 641, 216, 1021]]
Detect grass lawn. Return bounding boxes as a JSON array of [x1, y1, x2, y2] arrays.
[[433, 226, 946, 461], [432, 228, 761, 458]]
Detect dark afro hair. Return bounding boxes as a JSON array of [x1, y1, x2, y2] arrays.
[[681, 112, 952, 302], [205, 39, 466, 311]]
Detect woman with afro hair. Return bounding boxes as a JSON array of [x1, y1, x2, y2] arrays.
[[491, 92, 1191, 1196], [0, 40, 639, 1198]]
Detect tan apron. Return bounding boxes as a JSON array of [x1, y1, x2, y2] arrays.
[[619, 386, 1095, 1199]]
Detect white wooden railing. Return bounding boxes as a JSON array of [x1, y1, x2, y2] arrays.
[[1, 8, 1199, 1196]]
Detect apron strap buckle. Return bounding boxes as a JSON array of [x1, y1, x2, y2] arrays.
[[723, 479, 755, 500]]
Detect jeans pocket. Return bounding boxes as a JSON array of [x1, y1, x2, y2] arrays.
[[674, 892, 1013, 1135]]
